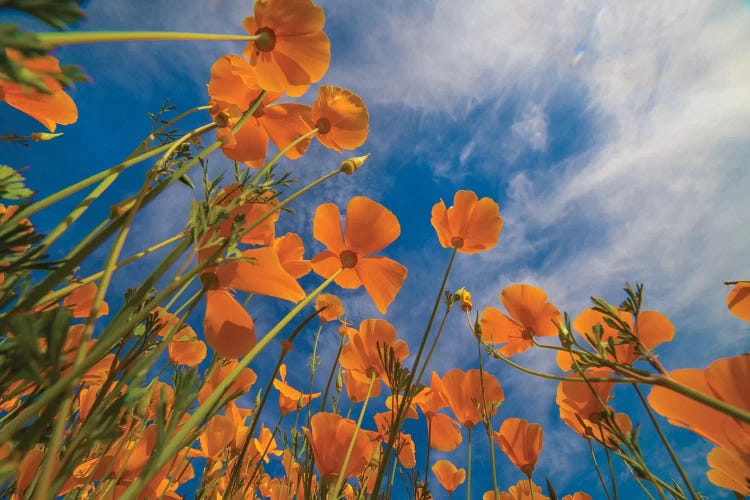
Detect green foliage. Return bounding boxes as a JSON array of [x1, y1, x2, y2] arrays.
[[0, 165, 33, 200], [0, 0, 86, 30]]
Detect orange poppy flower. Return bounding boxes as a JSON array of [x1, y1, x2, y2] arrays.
[[556, 372, 614, 423], [198, 359, 257, 404], [480, 284, 562, 356], [561, 493, 593, 500], [431, 459, 466, 493], [62, 282, 109, 318], [274, 364, 321, 415], [311, 196, 407, 314], [1, 49, 78, 132], [209, 55, 315, 167], [311, 86, 369, 152], [189, 414, 237, 460], [494, 418, 543, 477], [491, 480, 549, 500], [274, 232, 311, 279], [706, 447, 750, 496], [648, 354, 750, 455], [413, 373, 463, 452], [339, 318, 409, 385], [242, 0, 330, 97], [557, 308, 675, 371], [342, 368, 382, 403], [727, 283, 750, 322], [203, 288, 257, 358], [167, 325, 207, 367], [431, 190, 504, 253], [436, 368, 504, 429], [315, 293, 344, 323], [304, 412, 375, 483]]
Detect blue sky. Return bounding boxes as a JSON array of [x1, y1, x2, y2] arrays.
[[2, 0, 750, 498]]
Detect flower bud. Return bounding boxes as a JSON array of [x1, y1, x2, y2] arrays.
[[339, 153, 370, 175], [31, 132, 63, 142]]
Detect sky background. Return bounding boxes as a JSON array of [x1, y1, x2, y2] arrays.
[[2, 0, 750, 498]]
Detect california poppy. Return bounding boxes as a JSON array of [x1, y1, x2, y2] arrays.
[[436, 368, 504, 429], [494, 418, 543, 477], [274, 232, 312, 279], [315, 293, 344, 323], [648, 354, 750, 455], [311, 196, 407, 314], [311, 86, 369, 152], [1, 49, 78, 132], [273, 363, 320, 415], [727, 282, 750, 322], [203, 288, 257, 358], [491, 480, 550, 500], [198, 359, 257, 404], [62, 282, 109, 318], [432, 459, 466, 493], [339, 318, 409, 385], [342, 368, 382, 403], [242, 0, 330, 97], [167, 325, 207, 367], [480, 284, 561, 356], [413, 372, 463, 452], [561, 494, 593, 500], [304, 412, 375, 483], [431, 190, 503, 253]]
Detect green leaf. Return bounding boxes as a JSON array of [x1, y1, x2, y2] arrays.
[[0, 165, 34, 200]]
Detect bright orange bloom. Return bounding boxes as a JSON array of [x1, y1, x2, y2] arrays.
[[242, 0, 330, 96], [252, 425, 283, 463], [215, 246, 306, 302], [312, 86, 369, 152], [706, 447, 750, 496], [209, 55, 314, 167], [189, 414, 237, 460], [342, 368, 382, 403], [274, 364, 321, 415], [315, 293, 344, 323], [274, 232, 311, 279], [561, 493, 593, 500], [311, 196, 407, 314], [727, 283, 750, 322], [436, 368, 504, 429], [492, 480, 550, 500], [431, 190, 503, 253], [480, 284, 561, 356], [167, 325, 207, 367], [454, 287, 473, 312], [304, 412, 375, 483], [494, 418, 544, 477], [432, 459, 466, 493], [203, 289, 257, 358], [557, 308, 675, 371], [413, 373, 462, 452], [339, 318, 409, 385], [62, 282, 109, 318], [1, 49, 78, 131], [198, 359, 257, 404], [648, 354, 750, 455]]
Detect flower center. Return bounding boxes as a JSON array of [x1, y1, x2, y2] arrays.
[[252, 103, 266, 118], [315, 117, 332, 134], [254, 27, 276, 52], [339, 249, 358, 268], [451, 236, 464, 248], [199, 272, 219, 290], [521, 327, 535, 340]]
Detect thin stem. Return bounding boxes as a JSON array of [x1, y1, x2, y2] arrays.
[[477, 337, 499, 498], [632, 384, 700, 500], [598, 425, 618, 500], [249, 127, 319, 186], [320, 335, 345, 412], [330, 372, 376, 499], [37, 31, 256, 48], [466, 426, 473, 500], [623, 461, 657, 500], [307, 323, 324, 426], [423, 418, 432, 490], [587, 439, 612, 500], [529, 478, 535, 500], [130, 105, 211, 158]]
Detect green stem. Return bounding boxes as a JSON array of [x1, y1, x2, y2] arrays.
[[320, 335, 345, 412], [632, 384, 699, 500], [249, 127, 320, 186], [130, 105, 212, 158], [477, 337, 499, 498], [466, 426, 473, 500], [330, 372, 376, 499], [587, 439, 612, 500], [599, 424, 618, 500], [37, 31, 256, 48], [120, 270, 342, 500], [307, 323, 324, 426], [623, 462, 657, 500], [423, 418, 432, 490], [415, 305, 452, 388]]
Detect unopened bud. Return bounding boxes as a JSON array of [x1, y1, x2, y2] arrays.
[[339, 153, 370, 175], [453, 287, 473, 312], [31, 132, 63, 142], [254, 389, 262, 409], [335, 370, 343, 393]]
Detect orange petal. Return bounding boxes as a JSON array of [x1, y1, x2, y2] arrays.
[[219, 116, 268, 167], [4, 86, 77, 132], [199, 414, 237, 459], [262, 103, 314, 159], [313, 203, 346, 254], [204, 289, 257, 358], [274, 232, 311, 279], [312, 86, 369, 151], [345, 197, 400, 256], [432, 459, 465, 493], [168, 326, 207, 367], [500, 284, 556, 335], [355, 256, 408, 314], [727, 283, 750, 322], [217, 246, 305, 303], [311, 250, 361, 288], [63, 282, 109, 318], [635, 310, 675, 350], [315, 293, 344, 323], [706, 447, 750, 496], [429, 413, 463, 452], [430, 199, 453, 249], [208, 55, 263, 109]]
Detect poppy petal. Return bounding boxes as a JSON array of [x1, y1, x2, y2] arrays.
[[345, 197, 400, 256], [313, 203, 346, 254], [355, 256, 408, 314], [204, 290, 257, 358]]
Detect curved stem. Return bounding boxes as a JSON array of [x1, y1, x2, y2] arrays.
[[330, 372, 376, 499], [587, 439, 612, 500], [307, 323, 324, 426], [37, 31, 256, 48], [320, 335, 345, 412], [466, 426, 473, 500]]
